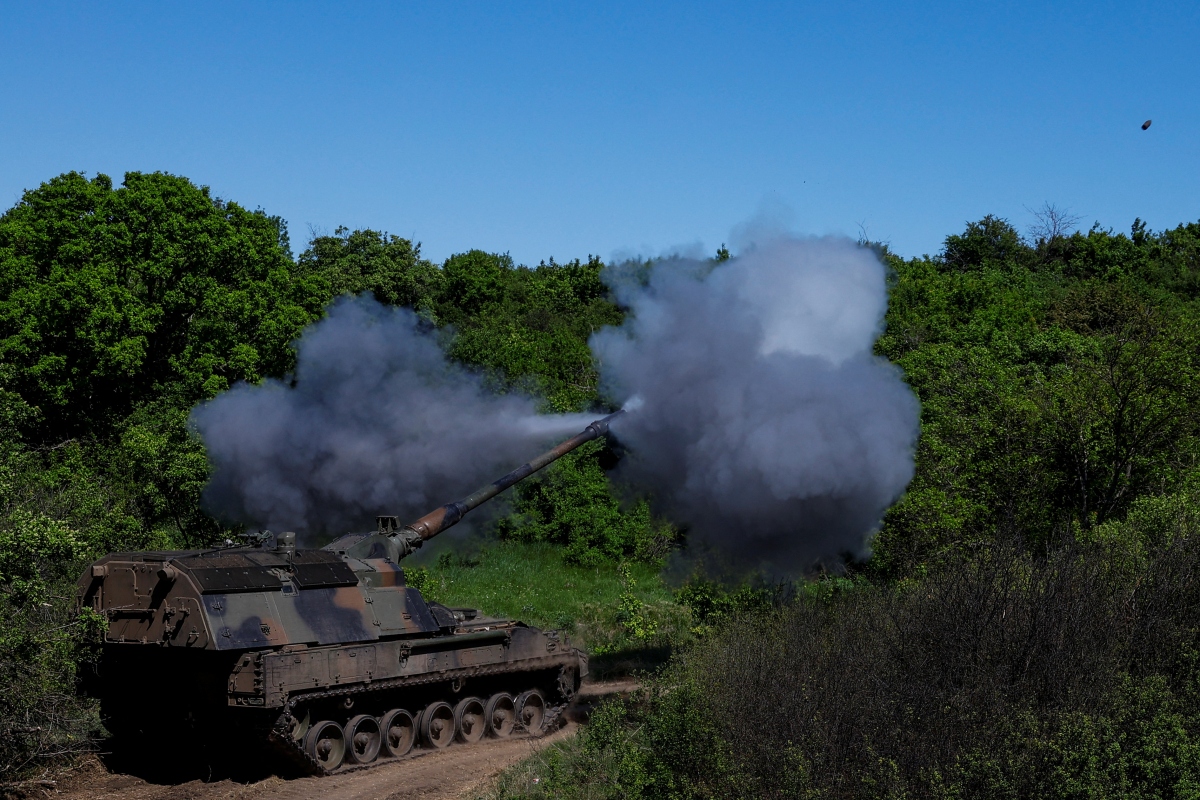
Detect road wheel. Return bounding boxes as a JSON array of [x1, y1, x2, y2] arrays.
[[515, 690, 546, 734], [303, 720, 346, 771], [380, 708, 416, 757], [453, 697, 486, 744], [421, 701, 454, 749], [484, 693, 516, 738], [286, 707, 311, 743], [345, 714, 382, 764]]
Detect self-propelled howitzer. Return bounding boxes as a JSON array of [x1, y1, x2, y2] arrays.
[[78, 411, 622, 774]]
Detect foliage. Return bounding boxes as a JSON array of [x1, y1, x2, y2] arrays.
[[872, 216, 1200, 576], [8, 167, 1200, 789], [481, 685, 736, 800], [0, 448, 107, 779], [408, 541, 691, 660], [436, 251, 623, 412], [0, 591, 104, 782], [0, 171, 326, 442], [0, 174, 649, 780], [673, 576, 775, 635], [483, 214, 1200, 799], [297, 226, 441, 314], [0, 510, 81, 606], [0, 171, 330, 780], [615, 562, 658, 641], [942, 214, 1031, 271], [495, 528, 1200, 799], [496, 441, 675, 566]]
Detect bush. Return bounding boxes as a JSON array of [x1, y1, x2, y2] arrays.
[[514, 531, 1200, 800], [698, 537, 1200, 797], [0, 510, 104, 780], [496, 441, 676, 566], [0, 592, 103, 781], [481, 685, 738, 800]]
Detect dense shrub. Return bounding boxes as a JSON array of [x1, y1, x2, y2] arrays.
[[496, 441, 675, 566], [436, 252, 623, 412], [873, 218, 1200, 577], [520, 526, 1200, 799], [0, 485, 105, 779], [0, 591, 102, 781]]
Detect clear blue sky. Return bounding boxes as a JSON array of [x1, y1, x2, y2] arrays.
[[1, 1, 1196, 265]]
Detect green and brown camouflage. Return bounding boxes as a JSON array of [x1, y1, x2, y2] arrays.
[[76, 412, 622, 773]]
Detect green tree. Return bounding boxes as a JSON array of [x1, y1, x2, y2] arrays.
[[496, 441, 674, 566], [0, 171, 328, 444], [297, 227, 442, 314], [435, 253, 623, 411], [942, 214, 1031, 272], [873, 216, 1200, 576], [1042, 284, 1200, 525], [0, 172, 339, 778]]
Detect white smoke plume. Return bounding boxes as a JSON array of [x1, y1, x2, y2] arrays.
[[191, 296, 592, 537], [594, 235, 920, 573]]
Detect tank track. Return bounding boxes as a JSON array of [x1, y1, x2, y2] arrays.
[[266, 660, 574, 775]]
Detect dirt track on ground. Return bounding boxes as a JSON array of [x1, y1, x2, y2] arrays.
[[46, 680, 638, 800]]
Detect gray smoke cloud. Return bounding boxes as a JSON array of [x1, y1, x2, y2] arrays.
[[191, 296, 591, 537], [193, 232, 919, 574], [594, 235, 920, 573]]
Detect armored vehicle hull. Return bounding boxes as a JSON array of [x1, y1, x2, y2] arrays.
[[81, 543, 584, 772], [77, 413, 622, 773]]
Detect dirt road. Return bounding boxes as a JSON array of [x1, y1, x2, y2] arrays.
[[57, 726, 575, 800], [49, 680, 637, 800]]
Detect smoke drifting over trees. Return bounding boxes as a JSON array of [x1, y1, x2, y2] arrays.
[[192, 297, 592, 537], [194, 233, 919, 572], [596, 236, 920, 573]]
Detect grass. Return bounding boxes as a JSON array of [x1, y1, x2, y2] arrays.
[[406, 541, 693, 672], [475, 732, 602, 800]]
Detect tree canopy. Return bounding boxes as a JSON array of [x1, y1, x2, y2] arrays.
[[872, 215, 1200, 575], [0, 171, 327, 444]]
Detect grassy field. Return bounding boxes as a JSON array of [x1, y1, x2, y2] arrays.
[[407, 541, 692, 672]]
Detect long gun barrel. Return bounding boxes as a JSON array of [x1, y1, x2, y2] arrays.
[[402, 410, 624, 541]]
